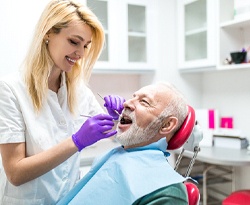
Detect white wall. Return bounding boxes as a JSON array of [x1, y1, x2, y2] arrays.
[[201, 69, 250, 134], [0, 0, 50, 76]]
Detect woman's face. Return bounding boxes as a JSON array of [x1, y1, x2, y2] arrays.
[[47, 21, 92, 72]]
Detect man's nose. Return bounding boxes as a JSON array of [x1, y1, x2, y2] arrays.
[[123, 98, 136, 111]]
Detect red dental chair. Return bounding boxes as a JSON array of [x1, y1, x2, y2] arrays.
[[167, 105, 203, 205], [222, 190, 250, 205]]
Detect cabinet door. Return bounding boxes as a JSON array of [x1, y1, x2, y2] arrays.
[[120, 0, 154, 71], [85, 0, 155, 72], [86, 0, 116, 70], [177, 0, 216, 70]]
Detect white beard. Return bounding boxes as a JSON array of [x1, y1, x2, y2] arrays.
[[115, 111, 163, 147]]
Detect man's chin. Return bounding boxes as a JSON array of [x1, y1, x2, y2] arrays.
[[114, 133, 130, 147], [117, 123, 131, 132]]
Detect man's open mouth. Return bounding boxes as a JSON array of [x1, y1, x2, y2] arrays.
[[120, 115, 132, 124]]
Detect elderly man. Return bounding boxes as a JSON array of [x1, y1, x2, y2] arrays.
[[58, 82, 189, 205]]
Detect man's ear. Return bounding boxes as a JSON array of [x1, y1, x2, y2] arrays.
[[159, 116, 178, 135]]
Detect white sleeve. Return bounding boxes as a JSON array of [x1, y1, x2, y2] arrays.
[[0, 80, 25, 143]]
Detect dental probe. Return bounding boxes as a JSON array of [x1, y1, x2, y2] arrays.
[[80, 114, 119, 122]]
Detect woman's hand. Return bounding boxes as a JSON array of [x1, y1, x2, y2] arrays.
[[104, 95, 125, 120]]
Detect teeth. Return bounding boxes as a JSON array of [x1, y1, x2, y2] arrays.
[[120, 116, 132, 124], [123, 116, 130, 120], [66, 57, 76, 63]]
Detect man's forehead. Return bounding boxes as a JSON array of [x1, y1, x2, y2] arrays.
[[135, 85, 170, 103], [135, 85, 156, 96], [136, 84, 167, 95]]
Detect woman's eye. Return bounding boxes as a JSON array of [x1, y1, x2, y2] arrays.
[[69, 39, 78, 45]]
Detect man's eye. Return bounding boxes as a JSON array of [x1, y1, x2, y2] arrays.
[[141, 100, 150, 105]]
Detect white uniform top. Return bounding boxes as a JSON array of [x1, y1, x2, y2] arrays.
[[0, 72, 104, 205]]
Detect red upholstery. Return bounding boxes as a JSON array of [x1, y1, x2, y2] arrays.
[[167, 105, 196, 150], [167, 105, 199, 204], [184, 182, 200, 205], [222, 190, 250, 205]]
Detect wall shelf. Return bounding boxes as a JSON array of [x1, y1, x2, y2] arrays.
[[220, 18, 250, 29], [217, 63, 250, 70]]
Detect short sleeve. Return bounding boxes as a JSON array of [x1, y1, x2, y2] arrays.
[[0, 81, 25, 143]]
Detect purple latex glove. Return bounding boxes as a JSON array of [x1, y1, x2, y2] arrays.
[[72, 113, 116, 151], [104, 95, 125, 120]]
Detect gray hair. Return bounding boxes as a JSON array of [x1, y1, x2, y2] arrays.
[[156, 82, 188, 133]]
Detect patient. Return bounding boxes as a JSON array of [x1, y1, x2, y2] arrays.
[[57, 82, 189, 205]]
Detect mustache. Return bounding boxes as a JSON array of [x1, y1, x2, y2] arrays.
[[122, 109, 135, 121]]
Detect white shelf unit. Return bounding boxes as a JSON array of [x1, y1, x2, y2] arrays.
[[217, 0, 250, 71], [177, 0, 250, 72]]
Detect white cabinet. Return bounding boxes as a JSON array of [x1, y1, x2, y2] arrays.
[[177, 0, 217, 70], [85, 0, 155, 73], [177, 0, 250, 72]]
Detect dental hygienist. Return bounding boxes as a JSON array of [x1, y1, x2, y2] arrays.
[[0, 0, 125, 204]]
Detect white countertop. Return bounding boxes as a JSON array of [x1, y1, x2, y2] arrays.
[[171, 146, 250, 166], [80, 138, 120, 167]]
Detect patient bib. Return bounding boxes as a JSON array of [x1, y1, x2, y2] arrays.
[[57, 138, 186, 205]]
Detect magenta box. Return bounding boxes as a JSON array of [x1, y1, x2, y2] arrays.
[[220, 117, 233, 128]]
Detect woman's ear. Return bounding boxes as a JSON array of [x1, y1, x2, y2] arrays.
[[159, 116, 178, 135]]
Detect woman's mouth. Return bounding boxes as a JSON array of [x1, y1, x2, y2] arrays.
[[66, 56, 77, 65]]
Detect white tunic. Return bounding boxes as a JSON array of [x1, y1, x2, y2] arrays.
[[0, 72, 104, 205]]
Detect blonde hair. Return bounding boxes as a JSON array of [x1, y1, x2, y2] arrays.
[[23, 0, 104, 113]]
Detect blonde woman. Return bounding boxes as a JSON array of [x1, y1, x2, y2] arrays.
[[0, 0, 124, 204]]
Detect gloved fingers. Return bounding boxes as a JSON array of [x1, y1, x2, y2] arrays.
[[92, 113, 114, 121], [104, 95, 112, 108], [96, 126, 115, 136], [115, 96, 125, 113], [91, 114, 115, 126], [104, 130, 117, 138], [96, 119, 115, 126], [108, 109, 117, 116], [97, 125, 114, 133], [104, 95, 125, 113]]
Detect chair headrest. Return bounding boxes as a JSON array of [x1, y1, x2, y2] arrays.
[[167, 105, 196, 150]]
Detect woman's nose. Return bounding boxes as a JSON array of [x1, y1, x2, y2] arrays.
[[75, 46, 86, 59], [75, 50, 82, 59]]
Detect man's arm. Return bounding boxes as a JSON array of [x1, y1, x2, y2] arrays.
[[132, 183, 188, 205]]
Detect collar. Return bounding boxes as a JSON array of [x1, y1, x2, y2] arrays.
[[125, 138, 170, 157]]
